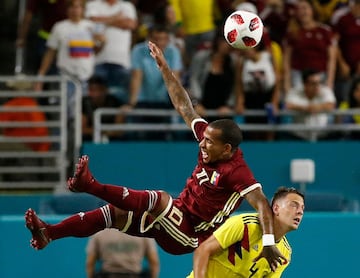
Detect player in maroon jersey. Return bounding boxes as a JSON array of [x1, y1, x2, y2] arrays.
[[25, 41, 284, 271]]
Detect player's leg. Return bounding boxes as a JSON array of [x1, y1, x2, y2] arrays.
[[67, 155, 170, 217], [122, 198, 199, 255], [25, 204, 128, 250]]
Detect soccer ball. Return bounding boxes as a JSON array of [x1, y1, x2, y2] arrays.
[[223, 10, 264, 49]]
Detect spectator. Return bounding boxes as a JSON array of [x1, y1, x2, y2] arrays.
[[0, 95, 50, 152], [0, 89, 51, 181], [86, 228, 160, 278], [232, 0, 267, 14], [82, 75, 125, 142], [127, 24, 183, 140], [283, 0, 337, 92], [16, 0, 67, 74], [189, 29, 241, 122], [284, 69, 336, 141], [331, 0, 360, 103], [215, 0, 237, 22], [153, 2, 185, 57], [34, 0, 105, 176], [169, 0, 217, 66], [85, 0, 138, 103], [237, 41, 280, 141], [312, 0, 348, 24], [260, 0, 296, 45], [130, 0, 169, 42], [338, 77, 360, 139], [35, 0, 105, 118]]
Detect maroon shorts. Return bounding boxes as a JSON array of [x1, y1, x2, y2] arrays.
[[123, 198, 216, 255]]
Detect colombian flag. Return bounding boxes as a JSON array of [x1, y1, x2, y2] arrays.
[[69, 40, 94, 58], [210, 171, 220, 186]]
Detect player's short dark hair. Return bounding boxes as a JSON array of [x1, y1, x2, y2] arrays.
[[209, 119, 243, 151], [271, 187, 305, 207]]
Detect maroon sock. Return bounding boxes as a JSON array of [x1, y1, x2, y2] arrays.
[[86, 180, 162, 213], [47, 204, 115, 240]]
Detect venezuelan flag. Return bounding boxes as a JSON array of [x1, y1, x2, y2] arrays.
[[68, 40, 94, 58], [210, 171, 220, 186]]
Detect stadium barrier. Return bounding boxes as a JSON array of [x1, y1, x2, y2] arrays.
[[0, 75, 82, 192], [92, 107, 360, 143]]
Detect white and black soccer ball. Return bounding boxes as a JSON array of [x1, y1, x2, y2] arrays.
[[223, 10, 264, 49]]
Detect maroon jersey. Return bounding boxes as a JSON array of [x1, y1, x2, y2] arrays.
[[285, 24, 335, 72], [176, 119, 261, 233], [332, 8, 360, 73], [27, 0, 67, 33]]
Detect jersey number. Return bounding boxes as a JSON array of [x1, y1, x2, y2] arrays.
[[196, 168, 209, 186], [168, 206, 183, 226], [249, 262, 259, 277]]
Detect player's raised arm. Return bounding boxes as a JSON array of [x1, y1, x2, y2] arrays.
[[148, 41, 200, 127]]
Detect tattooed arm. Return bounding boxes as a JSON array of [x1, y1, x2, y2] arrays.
[[148, 41, 200, 127]]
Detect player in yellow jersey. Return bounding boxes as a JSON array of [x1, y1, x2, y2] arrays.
[[188, 187, 304, 278]]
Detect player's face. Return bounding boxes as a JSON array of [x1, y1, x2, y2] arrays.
[[199, 126, 230, 164], [275, 193, 304, 231]]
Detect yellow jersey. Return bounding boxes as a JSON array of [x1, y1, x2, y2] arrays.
[[169, 0, 215, 35], [188, 213, 292, 278]]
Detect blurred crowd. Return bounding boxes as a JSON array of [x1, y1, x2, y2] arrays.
[[5, 0, 360, 143]]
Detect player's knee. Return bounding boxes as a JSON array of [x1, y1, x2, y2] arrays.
[[111, 205, 129, 230], [151, 190, 171, 216]]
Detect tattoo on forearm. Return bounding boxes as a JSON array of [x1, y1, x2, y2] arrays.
[[162, 67, 194, 119]]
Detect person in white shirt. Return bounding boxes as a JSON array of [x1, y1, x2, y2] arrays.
[[35, 0, 105, 118], [35, 0, 106, 177], [285, 69, 337, 141], [85, 0, 138, 103]]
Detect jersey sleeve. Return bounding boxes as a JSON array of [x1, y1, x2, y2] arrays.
[[213, 215, 245, 249], [226, 161, 261, 194]]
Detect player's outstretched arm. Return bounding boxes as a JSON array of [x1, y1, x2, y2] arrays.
[[193, 235, 222, 278], [244, 188, 286, 272], [148, 41, 200, 127]]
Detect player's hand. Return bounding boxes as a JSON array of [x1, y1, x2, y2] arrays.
[[148, 41, 167, 69], [253, 245, 287, 272]]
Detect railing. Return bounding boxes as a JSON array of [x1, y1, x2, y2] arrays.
[[93, 107, 360, 143], [0, 75, 82, 192]]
